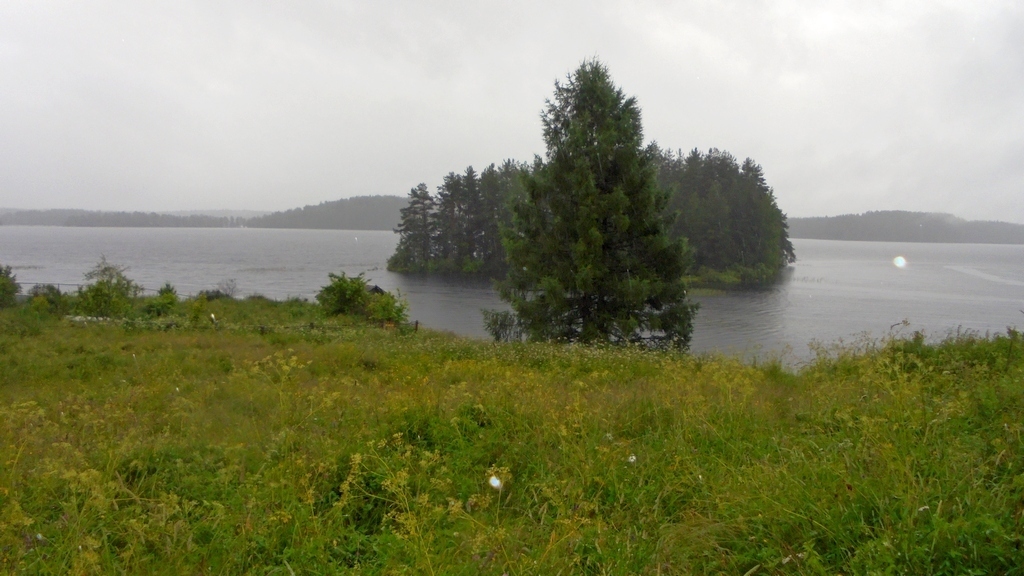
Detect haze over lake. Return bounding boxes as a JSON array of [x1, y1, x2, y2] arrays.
[[2, 226, 1021, 362]]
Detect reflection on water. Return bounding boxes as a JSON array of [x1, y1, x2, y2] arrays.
[[2, 226, 1022, 363], [381, 273, 509, 340], [690, 282, 789, 359]]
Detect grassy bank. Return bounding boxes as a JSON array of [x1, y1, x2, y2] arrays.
[[1, 299, 1022, 574]]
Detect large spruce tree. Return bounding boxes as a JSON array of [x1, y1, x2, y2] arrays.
[[499, 60, 695, 348]]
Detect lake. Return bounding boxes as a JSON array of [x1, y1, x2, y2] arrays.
[[2, 226, 1022, 363]]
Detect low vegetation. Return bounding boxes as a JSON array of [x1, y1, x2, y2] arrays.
[[1, 285, 1022, 573]]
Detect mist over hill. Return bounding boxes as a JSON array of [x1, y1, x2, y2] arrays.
[[788, 211, 1024, 244]]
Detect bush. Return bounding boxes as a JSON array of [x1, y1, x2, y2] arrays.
[[195, 290, 227, 301], [482, 309, 523, 342], [738, 264, 777, 287], [27, 284, 70, 315], [0, 265, 21, 308], [143, 282, 179, 317], [316, 272, 408, 325], [195, 279, 238, 301], [367, 291, 409, 324], [316, 272, 371, 316], [76, 257, 142, 318], [188, 294, 210, 326]]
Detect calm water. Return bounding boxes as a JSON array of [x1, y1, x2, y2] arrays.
[[2, 226, 1022, 362]]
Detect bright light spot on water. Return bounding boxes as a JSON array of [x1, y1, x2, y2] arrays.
[[893, 256, 907, 269], [489, 475, 502, 490]]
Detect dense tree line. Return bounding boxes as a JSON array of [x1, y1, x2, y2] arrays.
[[387, 161, 525, 276], [1, 209, 243, 227], [655, 148, 795, 284], [390, 148, 795, 286], [63, 212, 245, 227], [789, 211, 1024, 244], [1, 209, 248, 227]]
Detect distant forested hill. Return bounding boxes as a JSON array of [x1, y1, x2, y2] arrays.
[[789, 211, 1024, 244], [246, 195, 408, 230], [0, 196, 408, 230], [66, 212, 243, 227], [0, 209, 91, 226]]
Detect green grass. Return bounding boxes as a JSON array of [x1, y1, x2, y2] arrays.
[[1, 299, 1022, 574]]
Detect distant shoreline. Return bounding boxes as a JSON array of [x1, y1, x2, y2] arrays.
[[0, 195, 407, 231], [788, 210, 1024, 245], [5, 206, 1024, 244]]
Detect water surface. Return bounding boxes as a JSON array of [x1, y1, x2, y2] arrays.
[[2, 226, 1022, 362]]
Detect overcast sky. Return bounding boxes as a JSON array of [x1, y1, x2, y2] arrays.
[[1, 1, 1021, 222]]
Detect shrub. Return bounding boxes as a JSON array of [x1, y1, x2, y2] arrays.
[[316, 272, 408, 325], [482, 309, 523, 342], [76, 256, 142, 318], [738, 264, 777, 287], [0, 264, 21, 308], [188, 294, 209, 325], [367, 291, 409, 324], [316, 272, 370, 316], [27, 284, 70, 315], [194, 279, 239, 301], [143, 282, 179, 317], [158, 282, 177, 298]]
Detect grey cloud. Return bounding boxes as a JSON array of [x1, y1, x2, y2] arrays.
[[0, 0, 1021, 223]]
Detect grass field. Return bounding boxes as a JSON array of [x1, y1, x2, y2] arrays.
[[1, 298, 1022, 574]]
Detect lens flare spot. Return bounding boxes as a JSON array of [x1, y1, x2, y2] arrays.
[[488, 475, 502, 490], [893, 256, 907, 269]]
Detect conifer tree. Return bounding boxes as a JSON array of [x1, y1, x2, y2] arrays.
[[388, 183, 435, 271], [657, 147, 795, 284], [459, 166, 483, 266], [478, 160, 528, 275], [479, 164, 506, 273], [432, 172, 463, 265], [499, 60, 695, 348]]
